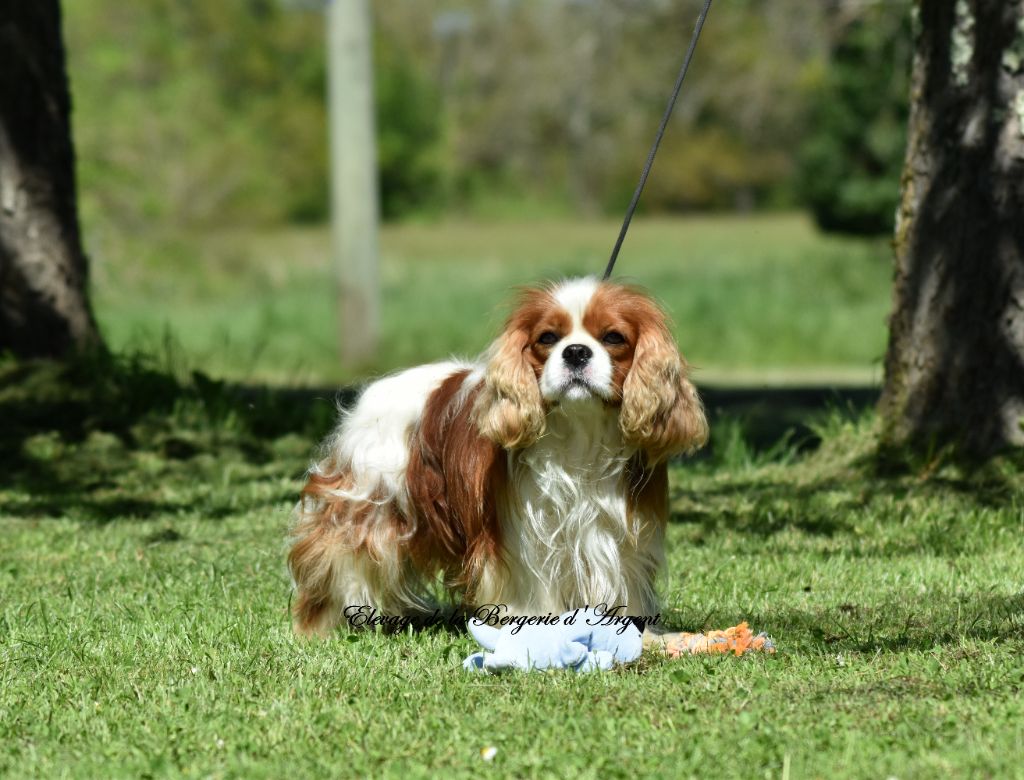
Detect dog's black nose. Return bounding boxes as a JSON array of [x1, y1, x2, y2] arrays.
[[562, 344, 592, 368]]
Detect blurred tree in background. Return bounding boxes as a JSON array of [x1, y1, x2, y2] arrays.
[[62, 0, 911, 233], [630, 0, 823, 213], [64, 1, 328, 229], [797, 2, 912, 235]]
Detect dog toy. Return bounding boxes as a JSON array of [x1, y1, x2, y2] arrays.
[[652, 622, 776, 657], [463, 607, 643, 673], [463, 609, 775, 673]]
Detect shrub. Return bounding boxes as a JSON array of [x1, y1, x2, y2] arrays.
[[796, 6, 911, 236]]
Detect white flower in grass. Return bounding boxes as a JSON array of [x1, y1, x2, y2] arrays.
[[480, 746, 498, 762]]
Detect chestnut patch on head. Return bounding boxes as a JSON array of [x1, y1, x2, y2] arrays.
[[473, 287, 572, 448], [581, 284, 653, 403], [523, 307, 572, 375], [583, 281, 709, 462]]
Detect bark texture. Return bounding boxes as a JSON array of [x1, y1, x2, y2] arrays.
[[0, 2, 100, 358], [879, 0, 1024, 456]]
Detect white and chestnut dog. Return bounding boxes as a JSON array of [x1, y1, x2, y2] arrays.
[[287, 277, 708, 636]]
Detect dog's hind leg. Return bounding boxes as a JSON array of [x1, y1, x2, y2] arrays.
[[287, 473, 435, 636]]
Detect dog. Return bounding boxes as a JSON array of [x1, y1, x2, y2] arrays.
[[287, 276, 708, 636]]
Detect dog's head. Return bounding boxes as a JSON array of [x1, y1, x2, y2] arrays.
[[472, 277, 708, 462]]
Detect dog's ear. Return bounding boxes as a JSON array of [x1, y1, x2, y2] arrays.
[[473, 323, 545, 449], [619, 321, 708, 464]]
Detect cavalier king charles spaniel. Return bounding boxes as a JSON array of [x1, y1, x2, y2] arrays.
[[288, 277, 708, 635]]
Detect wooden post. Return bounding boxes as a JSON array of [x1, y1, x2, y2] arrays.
[[326, 0, 379, 366]]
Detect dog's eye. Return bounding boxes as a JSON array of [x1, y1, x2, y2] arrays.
[[602, 331, 626, 345], [537, 331, 559, 346]]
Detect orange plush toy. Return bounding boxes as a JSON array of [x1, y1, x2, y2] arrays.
[[651, 622, 776, 657]]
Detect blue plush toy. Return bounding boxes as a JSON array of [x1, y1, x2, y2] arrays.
[[463, 607, 643, 673]]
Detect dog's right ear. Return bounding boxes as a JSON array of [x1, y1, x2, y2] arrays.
[[473, 323, 545, 449]]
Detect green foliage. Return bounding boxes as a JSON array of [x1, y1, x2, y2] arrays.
[[622, 0, 822, 214], [63, 1, 905, 227], [375, 32, 445, 219], [627, 128, 791, 213], [65, 0, 329, 227], [2, 365, 1024, 776], [797, 7, 912, 236], [64, 0, 447, 228]]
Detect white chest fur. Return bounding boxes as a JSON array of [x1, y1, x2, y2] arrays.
[[488, 400, 657, 615]]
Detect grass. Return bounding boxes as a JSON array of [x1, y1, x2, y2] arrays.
[[2, 357, 1022, 778], [87, 213, 892, 385]]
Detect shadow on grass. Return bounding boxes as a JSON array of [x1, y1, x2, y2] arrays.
[[5, 355, 1020, 535], [33, 353, 1021, 536], [0, 355, 347, 522], [670, 465, 1019, 547], [663, 591, 1024, 654], [2, 354, 881, 522], [697, 385, 879, 453], [771, 590, 1024, 653]]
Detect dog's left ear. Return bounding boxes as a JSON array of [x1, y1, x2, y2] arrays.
[[619, 321, 708, 464]]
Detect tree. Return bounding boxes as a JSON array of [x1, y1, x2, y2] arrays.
[[0, 1, 100, 358], [879, 0, 1024, 457]]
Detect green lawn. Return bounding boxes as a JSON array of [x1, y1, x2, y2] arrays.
[[1, 359, 1022, 778], [89, 214, 892, 385]]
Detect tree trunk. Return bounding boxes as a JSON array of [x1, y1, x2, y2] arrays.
[[879, 0, 1024, 457], [0, 1, 101, 358]]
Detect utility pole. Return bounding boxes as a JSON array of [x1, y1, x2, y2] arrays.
[[326, 0, 379, 366]]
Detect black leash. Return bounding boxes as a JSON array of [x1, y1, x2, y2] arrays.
[[602, 0, 714, 281]]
